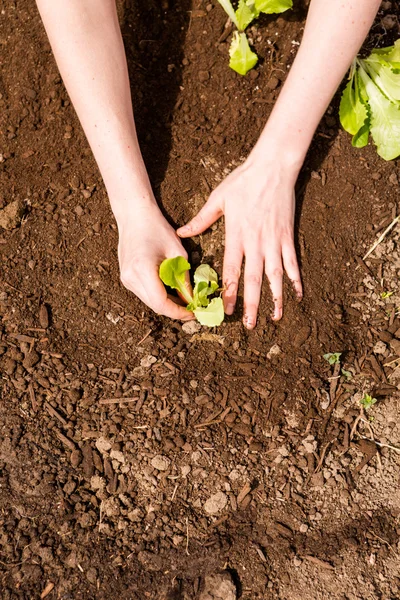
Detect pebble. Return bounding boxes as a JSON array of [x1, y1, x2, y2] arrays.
[[182, 321, 201, 334], [267, 344, 281, 359], [198, 70, 210, 83], [0, 199, 25, 230], [204, 491, 228, 515], [151, 455, 171, 471], [140, 355, 157, 368], [199, 572, 236, 600], [267, 76, 280, 90]]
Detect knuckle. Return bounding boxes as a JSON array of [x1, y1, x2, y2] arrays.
[[267, 267, 283, 279], [224, 264, 241, 282], [246, 272, 262, 286]]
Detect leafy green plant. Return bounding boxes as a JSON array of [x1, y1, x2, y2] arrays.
[[216, 0, 293, 75], [360, 394, 377, 411], [339, 40, 400, 160], [159, 257, 224, 327], [323, 352, 342, 366]]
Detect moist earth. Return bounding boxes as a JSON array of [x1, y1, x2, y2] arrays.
[[1, 1, 400, 599]]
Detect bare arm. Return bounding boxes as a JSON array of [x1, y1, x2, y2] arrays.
[[179, 0, 381, 328], [35, 0, 192, 320]]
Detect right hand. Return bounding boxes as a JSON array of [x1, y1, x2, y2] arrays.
[[117, 203, 194, 321]]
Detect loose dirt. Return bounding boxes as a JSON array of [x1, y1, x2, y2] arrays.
[[1, 1, 400, 599]]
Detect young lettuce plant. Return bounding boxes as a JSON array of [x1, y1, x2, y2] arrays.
[[217, 0, 293, 75], [340, 40, 400, 160], [159, 257, 224, 327]]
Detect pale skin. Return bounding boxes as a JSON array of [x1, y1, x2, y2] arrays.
[[36, 0, 381, 328]]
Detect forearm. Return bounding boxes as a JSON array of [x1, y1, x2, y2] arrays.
[[251, 0, 381, 170], [36, 0, 154, 221]]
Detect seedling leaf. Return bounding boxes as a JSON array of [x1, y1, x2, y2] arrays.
[[229, 31, 258, 76], [360, 394, 377, 410], [159, 256, 192, 305], [236, 0, 258, 31], [254, 0, 293, 14], [216, 0, 239, 28], [194, 297, 225, 327], [323, 352, 342, 366]]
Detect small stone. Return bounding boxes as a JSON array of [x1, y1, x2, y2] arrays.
[[81, 189, 92, 199], [373, 340, 387, 355], [75, 205, 84, 216], [182, 321, 201, 334], [267, 344, 281, 359], [151, 455, 171, 471], [96, 437, 112, 454], [140, 354, 157, 368], [204, 491, 228, 515], [389, 172, 398, 185], [299, 523, 308, 533], [0, 199, 25, 230], [110, 450, 125, 463], [199, 572, 236, 600], [267, 76, 279, 90], [293, 557, 302, 567]]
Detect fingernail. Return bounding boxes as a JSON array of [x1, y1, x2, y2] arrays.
[[226, 304, 235, 315], [243, 315, 255, 329], [296, 292, 303, 302]]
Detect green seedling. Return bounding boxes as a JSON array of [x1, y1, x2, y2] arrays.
[[216, 0, 293, 75], [159, 257, 224, 327], [341, 368, 352, 381], [381, 291, 394, 299], [323, 352, 342, 366], [340, 40, 400, 160], [360, 394, 377, 411]]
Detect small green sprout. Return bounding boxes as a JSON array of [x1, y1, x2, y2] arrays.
[[341, 368, 352, 381], [360, 394, 377, 410], [323, 352, 342, 366], [381, 291, 394, 299]]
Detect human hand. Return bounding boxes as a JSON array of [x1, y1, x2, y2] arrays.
[[177, 157, 303, 329], [117, 203, 193, 321]]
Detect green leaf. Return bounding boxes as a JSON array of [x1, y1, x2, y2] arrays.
[[371, 40, 400, 70], [194, 297, 225, 327], [191, 264, 220, 309], [254, 0, 292, 14], [323, 352, 342, 366], [360, 394, 377, 410], [364, 56, 400, 103], [339, 70, 368, 136], [216, 0, 239, 28], [229, 32, 258, 76], [236, 0, 258, 31], [159, 256, 193, 305], [359, 65, 400, 161], [341, 369, 352, 381]]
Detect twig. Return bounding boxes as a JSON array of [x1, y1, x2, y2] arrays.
[[99, 397, 139, 405], [358, 435, 400, 454], [137, 329, 152, 346], [362, 215, 400, 261], [186, 517, 190, 556], [171, 484, 179, 502]]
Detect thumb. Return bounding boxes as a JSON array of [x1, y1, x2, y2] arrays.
[[177, 195, 223, 237]]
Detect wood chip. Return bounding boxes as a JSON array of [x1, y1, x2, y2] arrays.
[[8, 333, 36, 343], [54, 430, 76, 451], [28, 383, 38, 413], [40, 582, 55, 598], [99, 396, 139, 405], [44, 401, 68, 427], [302, 555, 335, 570], [237, 482, 252, 505]]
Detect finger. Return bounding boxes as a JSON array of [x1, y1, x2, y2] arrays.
[[265, 248, 283, 321], [282, 241, 303, 301], [222, 237, 243, 316], [243, 253, 264, 329], [177, 194, 222, 237]]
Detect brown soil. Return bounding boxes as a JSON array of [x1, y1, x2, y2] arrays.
[[1, 1, 400, 599]]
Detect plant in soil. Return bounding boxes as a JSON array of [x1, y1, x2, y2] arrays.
[[323, 352, 342, 366], [360, 393, 378, 411], [340, 40, 400, 160], [159, 256, 225, 327], [216, 0, 293, 75]]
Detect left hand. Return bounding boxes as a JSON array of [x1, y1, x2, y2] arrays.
[[177, 156, 303, 329]]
